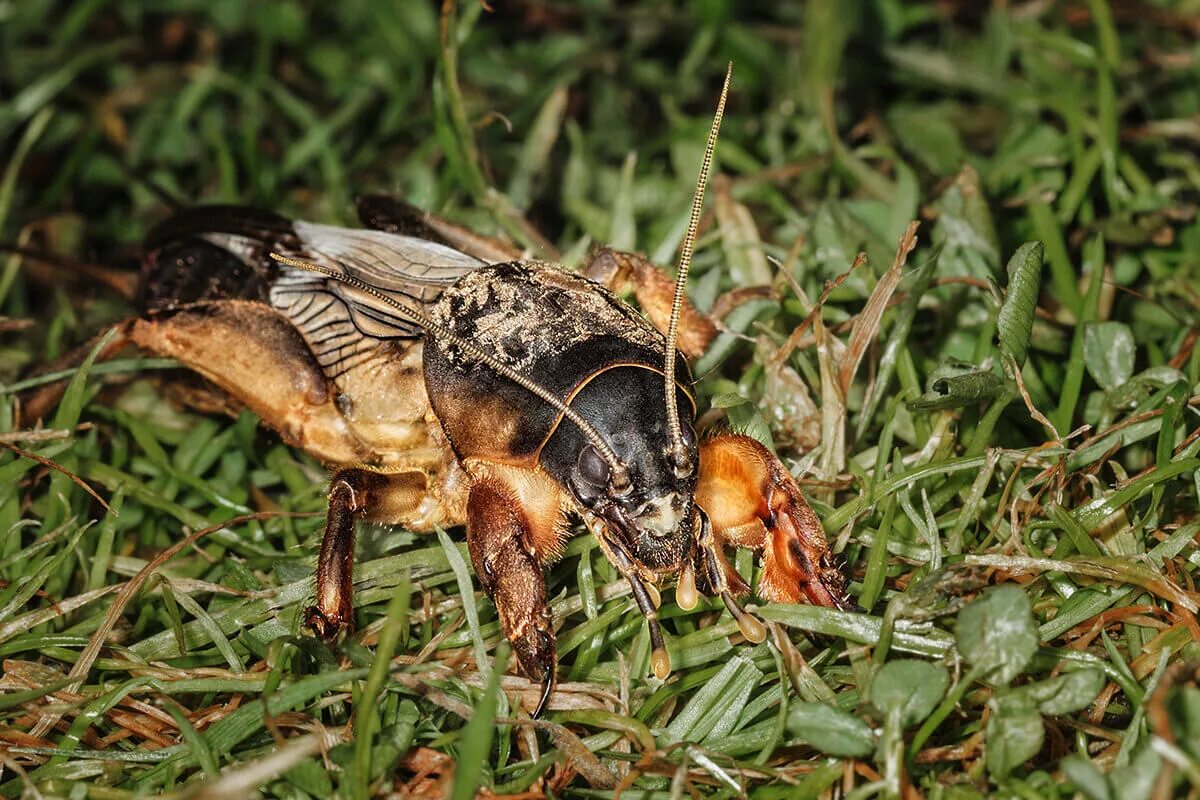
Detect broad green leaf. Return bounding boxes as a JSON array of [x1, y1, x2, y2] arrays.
[[709, 392, 776, 448], [955, 585, 1037, 685], [1009, 669, 1104, 715], [884, 45, 1008, 99], [986, 695, 1043, 780], [1108, 745, 1161, 800], [888, 104, 966, 176], [363, 701, 420, 785], [908, 368, 1007, 411], [285, 758, 334, 798], [996, 241, 1044, 367], [931, 165, 1000, 272], [1083, 321, 1135, 392], [1104, 366, 1186, 412], [1167, 684, 1200, 760], [869, 659, 949, 727], [1061, 755, 1113, 800], [1130, 297, 1179, 338], [451, 646, 506, 800], [786, 702, 876, 758], [725, 397, 775, 450]]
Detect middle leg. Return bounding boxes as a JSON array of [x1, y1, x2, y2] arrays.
[[306, 461, 468, 638]]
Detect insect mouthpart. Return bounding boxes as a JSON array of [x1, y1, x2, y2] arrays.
[[632, 493, 689, 539], [597, 495, 693, 571]]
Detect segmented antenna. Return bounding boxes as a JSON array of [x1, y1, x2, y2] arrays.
[[269, 252, 631, 491], [663, 63, 731, 472]]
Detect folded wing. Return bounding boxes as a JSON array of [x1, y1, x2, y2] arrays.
[[141, 205, 491, 379]]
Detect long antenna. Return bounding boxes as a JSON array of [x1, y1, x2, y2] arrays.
[[663, 63, 731, 472], [269, 252, 631, 491]]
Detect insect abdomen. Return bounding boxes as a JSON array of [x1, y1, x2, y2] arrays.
[[139, 206, 298, 310], [141, 237, 278, 311]]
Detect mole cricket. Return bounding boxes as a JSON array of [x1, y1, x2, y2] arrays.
[[20, 67, 848, 715]]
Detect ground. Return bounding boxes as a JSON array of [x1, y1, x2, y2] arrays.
[[1, 2, 1199, 798]]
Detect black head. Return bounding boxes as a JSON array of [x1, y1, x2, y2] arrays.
[[540, 366, 698, 573]]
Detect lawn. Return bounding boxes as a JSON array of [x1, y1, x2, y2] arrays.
[[2, 1, 1199, 797]]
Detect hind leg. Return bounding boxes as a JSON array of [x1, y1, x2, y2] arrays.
[[125, 301, 370, 465], [18, 323, 135, 425], [24, 300, 368, 464]]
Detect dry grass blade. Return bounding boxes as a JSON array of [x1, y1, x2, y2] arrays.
[[837, 221, 919, 396], [0, 429, 72, 444], [0, 316, 34, 334], [964, 554, 1200, 612], [773, 251, 862, 366], [0, 441, 113, 514], [0, 584, 122, 644], [713, 175, 771, 287], [519, 719, 618, 789], [815, 308, 848, 484], [777, 253, 865, 482], [5, 660, 180, 748], [1009, 353, 1061, 441], [186, 728, 345, 800], [0, 243, 141, 299]]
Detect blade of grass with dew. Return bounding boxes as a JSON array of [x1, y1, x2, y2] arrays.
[[349, 573, 411, 800], [436, 526, 488, 677], [451, 643, 508, 800]]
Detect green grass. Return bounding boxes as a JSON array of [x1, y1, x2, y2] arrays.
[[2, 1, 1199, 797]]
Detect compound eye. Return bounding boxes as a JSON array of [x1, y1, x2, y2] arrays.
[[577, 443, 611, 487]]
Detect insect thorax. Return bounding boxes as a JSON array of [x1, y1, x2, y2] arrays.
[[422, 261, 689, 464]]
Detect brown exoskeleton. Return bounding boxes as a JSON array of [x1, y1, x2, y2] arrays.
[[20, 68, 848, 715]]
